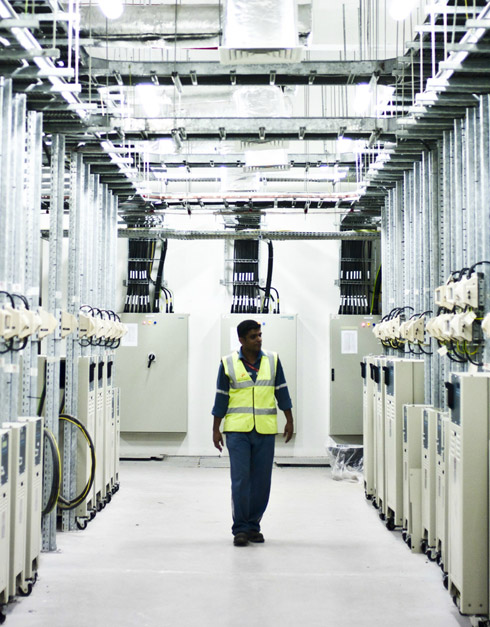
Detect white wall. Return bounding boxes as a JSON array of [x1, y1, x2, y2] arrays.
[[117, 212, 340, 457]]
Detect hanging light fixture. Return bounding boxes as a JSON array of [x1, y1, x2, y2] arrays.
[[388, 0, 417, 22], [98, 0, 124, 20]]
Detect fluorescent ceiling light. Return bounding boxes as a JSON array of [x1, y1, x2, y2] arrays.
[[244, 149, 289, 168], [389, 0, 418, 21], [98, 0, 124, 20], [353, 83, 372, 115], [135, 83, 161, 117], [336, 138, 368, 155]]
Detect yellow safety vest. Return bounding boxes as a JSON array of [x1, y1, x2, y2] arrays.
[[222, 351, 278, 434]]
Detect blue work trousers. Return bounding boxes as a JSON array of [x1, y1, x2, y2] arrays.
[[225, 429, 275, 536]]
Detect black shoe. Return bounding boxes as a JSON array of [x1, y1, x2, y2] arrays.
[[233, 532, 249, 547], [247, 531, 265, 543]]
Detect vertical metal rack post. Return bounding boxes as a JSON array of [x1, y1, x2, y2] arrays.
[[61, 153, 84, 531], [42, 134, 65, 551], [21, 111, 43, 418]]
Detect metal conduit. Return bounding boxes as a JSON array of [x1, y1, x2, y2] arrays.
[[117, 229, 380, 241]]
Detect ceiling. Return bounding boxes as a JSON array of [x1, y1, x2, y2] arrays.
[[1, 0, 490, 228]]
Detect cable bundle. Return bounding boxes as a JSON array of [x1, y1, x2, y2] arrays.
[[338, 240, 380, 315], [152, 239, 174, 313], [231, 239, 260, 313], [124, 239, 156, 313], [230, 240, 280, 314]]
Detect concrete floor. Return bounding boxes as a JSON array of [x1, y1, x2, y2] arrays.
[[5, 459, 470, 627]]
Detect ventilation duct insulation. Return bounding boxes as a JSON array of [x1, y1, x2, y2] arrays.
[[119, 198, 163, 228], [244, 148, 290, 172], [79, 2, 311, 52], [219, 0, 304, 64], [220, 170, 263, 192]]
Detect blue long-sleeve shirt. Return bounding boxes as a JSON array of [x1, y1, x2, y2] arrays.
[[212, 348, 293, 418]]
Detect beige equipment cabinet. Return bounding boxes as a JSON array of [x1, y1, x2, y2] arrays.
[[383, 358, 425, 529], [116, 313, 189, 433], [17, 417, 43, 583], [447, 372, 489, 617], [435, 411, 450, 577], [362, 355, 379, 499], [402, 404, 427, 553], [372, 356, 388, 517], [421, 407, 438, 558], [329, 315, 381, 438], [0, 429, 10, 606], [75, 356, 97, 522], [2, 422, 27, 598]]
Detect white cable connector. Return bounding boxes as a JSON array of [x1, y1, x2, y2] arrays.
[[60, 311, 78, 339], [0, 308, 13, 339], [17, 308, 42, 339], [94, 317, 109, 340], [2, 306, 20, 339], [482, 313, 490, 338], [426, 314, 453, 342], [449, 312, 475, 342], [435, 284, 451, 310], [38, 308, 58, 340], [78, 312, 97, 339]]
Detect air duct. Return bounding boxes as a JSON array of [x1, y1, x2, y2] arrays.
[[219, 0, 304, 65]]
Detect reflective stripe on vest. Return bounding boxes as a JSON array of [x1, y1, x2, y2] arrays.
[[222, 351, 278, 434]]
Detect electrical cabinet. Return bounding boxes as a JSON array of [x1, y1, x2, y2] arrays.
[[116, 313, 189, 433], [421, 407, 437, 556], [104, 355, 115, 495], [372, 356, 387, 515], [330, 315, 380, 437], [2, 421, 27, 598], [94, 358, 106, 504], [0, 429, 10, 605], [435, 411, 449, 572], [402, 404, 426, 553], [361, 355, 379, 498], [75, 356, 97, 520], [220, 314, 297, 433], [383, 359, 424, 527], [113, 387, 121, 488], [17, 416, 43, 581], [446, 372, 489, 616]]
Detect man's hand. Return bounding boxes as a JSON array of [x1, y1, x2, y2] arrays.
[[213, 416, 224, 452], [213, 428, 224, 452], [283, 421, 293, 443], [283, 409, 294, 443]]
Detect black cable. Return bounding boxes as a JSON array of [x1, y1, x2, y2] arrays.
[[153, 239, 168, 312], [42, 428, 61, 516], [469, 260, 490, 276], [10, 338, 28, 352], [0, 291, 15, 307], [0, 339, 12, 355], [270, 287, 280, 313], [57, 414, 96, 511], [11, 293, 29, 309], [262, 241, 273, 313]]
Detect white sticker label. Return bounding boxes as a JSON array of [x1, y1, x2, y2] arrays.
[[121, 323, 138, 347], [341, 329, 358, 354], [437, 346, 448, 356]]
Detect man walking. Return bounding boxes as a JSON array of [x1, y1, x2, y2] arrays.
[[212, 319, 294, 546]]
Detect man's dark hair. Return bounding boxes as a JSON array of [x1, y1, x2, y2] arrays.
[[237, 319, 261, 339]]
